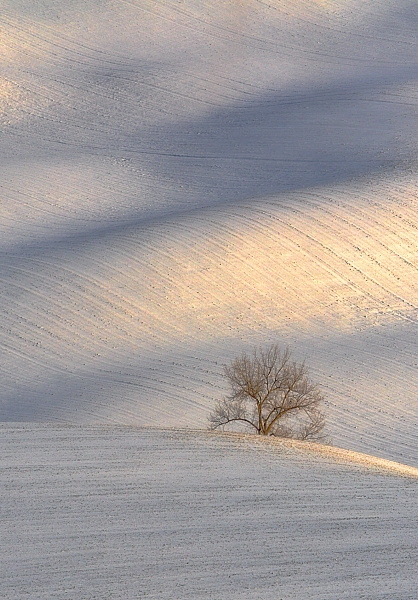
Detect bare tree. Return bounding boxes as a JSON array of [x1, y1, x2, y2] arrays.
[[209, 344, 329, 442]]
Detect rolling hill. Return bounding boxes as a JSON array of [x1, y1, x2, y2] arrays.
[[2, 425, 418, 599], [1, 0, 417, 465]]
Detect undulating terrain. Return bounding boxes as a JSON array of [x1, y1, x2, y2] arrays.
[[1, 3, 418, 598], [2, 425, 418, 600], [1, 0, 417, 464]]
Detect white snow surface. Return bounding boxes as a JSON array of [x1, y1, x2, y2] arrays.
[[1, 1, 418, 465], [1, 425, 418, 600]]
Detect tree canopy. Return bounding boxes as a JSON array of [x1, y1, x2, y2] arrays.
[[209, 344, 328, 442]]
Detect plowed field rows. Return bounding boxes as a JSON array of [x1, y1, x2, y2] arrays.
[[1, 0, 417, 465], [1, 426, 418, 600]]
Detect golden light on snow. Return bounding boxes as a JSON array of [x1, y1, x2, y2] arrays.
[[0, 0, 417, 466], [2, 1, 418, 596]]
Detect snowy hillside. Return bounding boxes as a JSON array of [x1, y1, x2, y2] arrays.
[[1, 1, 418, 464], [2, 426, 418, 600]]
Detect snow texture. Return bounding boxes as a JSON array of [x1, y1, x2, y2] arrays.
[[1, 425, 418, 600], [1, 0, 418, 465]]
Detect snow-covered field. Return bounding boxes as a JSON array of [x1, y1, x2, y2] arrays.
[[1, 0, 418, 464], [2, 2, 418, 596], [2, 425, 418, 600]]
